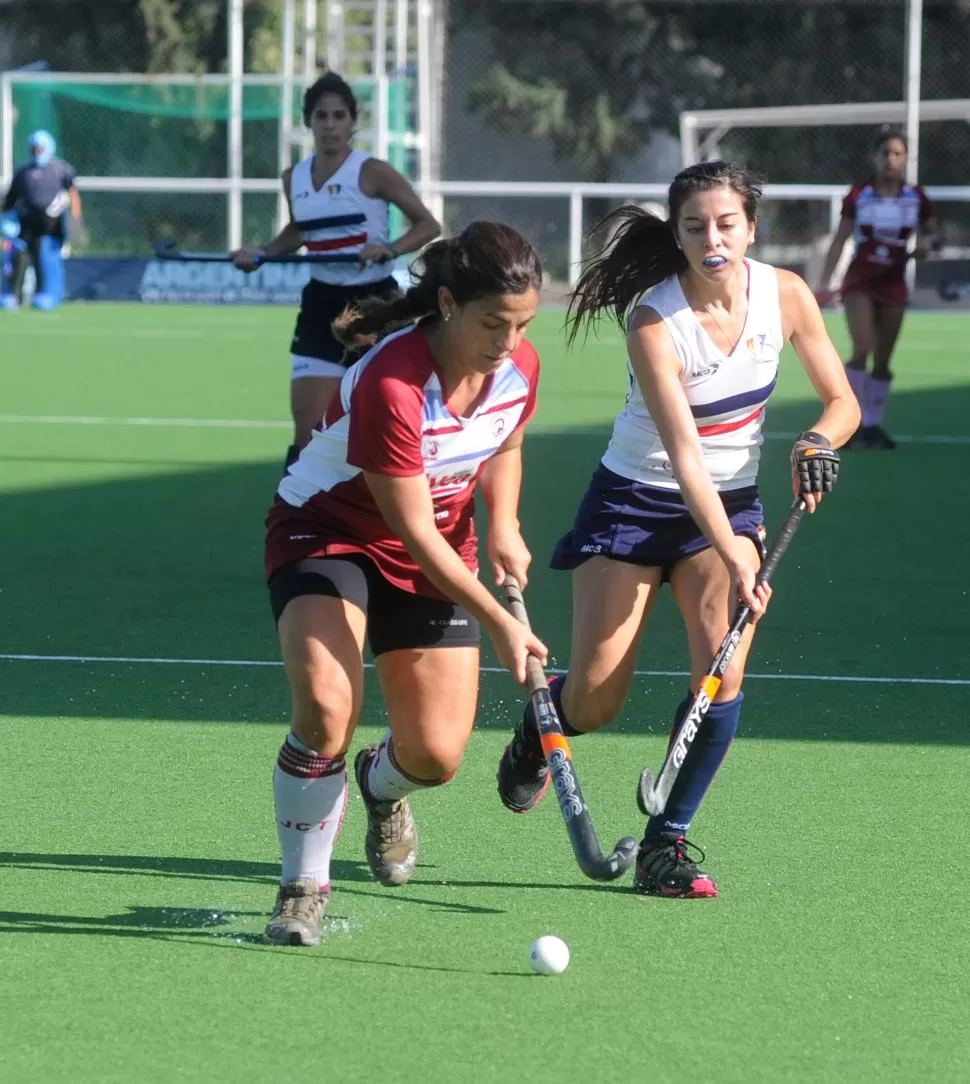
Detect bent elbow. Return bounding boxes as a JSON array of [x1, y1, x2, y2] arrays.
[[846, 396, 862, 436]]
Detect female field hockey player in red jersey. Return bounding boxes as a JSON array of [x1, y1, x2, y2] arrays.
[[262, 221, 547, 946], [815, 126, 937, 450]]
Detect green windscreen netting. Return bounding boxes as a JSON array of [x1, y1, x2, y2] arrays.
[[10, 77, 414, 177], [5, 76, 416, 253]]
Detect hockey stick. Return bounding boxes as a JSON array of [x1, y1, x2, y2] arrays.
[[816, 245, 957, 308], [814, 252, 918, 308], [152, 238, 360, 265], [503, 577, 637, 882], [636, 498, 807, 818]]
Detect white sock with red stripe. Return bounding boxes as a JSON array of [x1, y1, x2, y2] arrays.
[[862, 376, 892, 427], [274, 733, 347, 889], [365, 732, 453, 801], [844, 365, 869, 409]]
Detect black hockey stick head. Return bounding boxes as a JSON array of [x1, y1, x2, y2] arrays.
[[504, 576, 638, 881], [586, 836, 638, 881]]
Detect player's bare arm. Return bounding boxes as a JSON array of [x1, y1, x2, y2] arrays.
[[231, 167, 303, 270], [780, 270, 861, 449], [359, 158, 441, 264], [364, 470, 546, 683], [480, 426, 532, 589], [816, 216, 853, 296]]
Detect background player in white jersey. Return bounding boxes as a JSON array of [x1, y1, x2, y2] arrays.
[[261, 221, 547, 946], [497, 161, 859, 899], [232, 72, 440, 469], [815, 126, 936, 450]]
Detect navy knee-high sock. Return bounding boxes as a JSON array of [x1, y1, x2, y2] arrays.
[[645, 691, 744, 839]]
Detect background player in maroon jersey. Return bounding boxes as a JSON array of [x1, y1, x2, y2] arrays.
[[815, 126, 936, 450], [261, 221, 548, 947]]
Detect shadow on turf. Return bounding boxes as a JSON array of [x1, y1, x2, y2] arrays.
[[0, 904, 265, 937], [0, 901, 537, 974], [0, 908, 543, 974], [159, 935, 537, 976], [0, 894, 538, 975], [0, 851, 625, 901], [3, 388, 970, 737], [0, 851, 342, 883]]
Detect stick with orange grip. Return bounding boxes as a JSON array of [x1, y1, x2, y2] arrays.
[[637, 498, 807, 818], [503, 578, 637, 882]]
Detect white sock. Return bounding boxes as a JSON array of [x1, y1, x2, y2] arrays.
[[365, 732, 453, 802], [863, 376, 891, 427], [274, 734, 347, 889], [844, 364, 869, 408]]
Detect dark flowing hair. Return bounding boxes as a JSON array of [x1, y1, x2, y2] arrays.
[[333, 220, 543, 357], [303, 72, 358, 125], [565, 160, 763, 346]]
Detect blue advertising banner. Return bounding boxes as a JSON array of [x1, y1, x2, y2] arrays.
[[65, 257, 314, 303], [57, 256, 969, 307]]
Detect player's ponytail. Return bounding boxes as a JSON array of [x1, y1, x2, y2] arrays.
[[332, 261, 439, 356], [334, 221, 542, 358], [566, 206, 685, 346]]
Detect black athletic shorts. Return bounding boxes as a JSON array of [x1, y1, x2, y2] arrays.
[[268, 553, 481, 657], [289, 276, 399, 366]]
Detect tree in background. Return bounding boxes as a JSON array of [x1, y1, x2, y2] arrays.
[[463, 0, 970, 187], [461, 0, 970, 254]]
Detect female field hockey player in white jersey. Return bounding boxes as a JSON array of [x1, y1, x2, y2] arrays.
[[261, 221, 547, 946], [815, 126, 936, 450], [497, 161, 860, 899], [232, 72, 440, 469]]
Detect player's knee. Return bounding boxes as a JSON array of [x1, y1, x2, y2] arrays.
[[291, 676, 355, 746], [394, 734, 464, 783], [561, 682, 621, 732], [715, 672, 745, 702]]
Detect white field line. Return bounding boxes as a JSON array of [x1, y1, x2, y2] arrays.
[[0, 414, 290, 429], [0, 326, 266, 339], [1, 652, 968, 686], [0, 414, 969, 445]]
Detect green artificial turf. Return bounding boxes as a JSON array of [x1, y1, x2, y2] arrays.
[[1, 305, 969, 1083]]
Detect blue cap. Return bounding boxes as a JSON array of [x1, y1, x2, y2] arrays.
[[28, 129, 56, 165]]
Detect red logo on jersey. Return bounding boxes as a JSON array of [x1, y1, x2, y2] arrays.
[[428, 469, 473, 490], [422, 437, 439, 459], [492, 415, 507, 438]]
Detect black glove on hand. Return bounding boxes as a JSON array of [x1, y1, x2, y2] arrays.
[[791, 430, 840, 494]]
